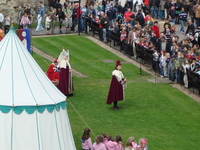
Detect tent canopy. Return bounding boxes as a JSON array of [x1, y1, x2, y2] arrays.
[[0, 27, 66, 109], [0, 27, 76, 150]]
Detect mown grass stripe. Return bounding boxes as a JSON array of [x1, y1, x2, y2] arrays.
[[32, 35, 200, 150]]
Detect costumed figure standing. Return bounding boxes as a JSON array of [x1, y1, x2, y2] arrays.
[[107, 60, 127, 110], [58, 48, 74, 97], [46, 58, 60, 86]]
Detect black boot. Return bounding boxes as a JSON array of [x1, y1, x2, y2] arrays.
[[113, 101, 120, 110]]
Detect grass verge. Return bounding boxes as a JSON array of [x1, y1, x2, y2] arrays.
[[32, 35, 200, 150]]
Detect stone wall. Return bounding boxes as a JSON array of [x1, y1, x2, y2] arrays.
[[0, 0, 48, 23]]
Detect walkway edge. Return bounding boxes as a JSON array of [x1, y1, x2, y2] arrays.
[[32, 46, 87, 78], [86, 36, 200, 103]]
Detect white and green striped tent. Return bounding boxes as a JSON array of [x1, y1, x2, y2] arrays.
[[0, 27, 76, 150]]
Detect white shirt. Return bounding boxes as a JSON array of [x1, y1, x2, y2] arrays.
[[5, 16, 10, 25], [133, 32, 137, 41], [45, 16, 51, 28], [161, 41, 167, 52], [112, 70, 124, 82], [133, 0, 143, 5], [0, 13, 4, 23]]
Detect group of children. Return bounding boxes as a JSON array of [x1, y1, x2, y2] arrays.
[[81, 128, 148, 150]]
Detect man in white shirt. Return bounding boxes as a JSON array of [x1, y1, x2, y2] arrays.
[[133, 0, 143, 12], [0, 12, 4, 29]]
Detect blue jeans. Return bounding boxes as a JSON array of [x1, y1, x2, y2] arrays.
[[81, 16, 87, 31], [109, 20, 114, 28], [102, 28, 107, 42], [151, 6, 158, 19], [130, 20, 134, 27], [180, 20, 185, 32], [159, 10, 165, 19], [176, 69, 180, 83], [80, 18, 84, 31], [35, 17, 43, 31], [72, 18, 82, 32], [160, 66, 164, 76], [171, 19, 176, 24], [169, 71, 175, 82], [196, 18, 200, 27]]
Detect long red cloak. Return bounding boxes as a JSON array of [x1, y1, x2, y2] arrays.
[[107, 75, 124, 104], [58, 66, 73, 95]]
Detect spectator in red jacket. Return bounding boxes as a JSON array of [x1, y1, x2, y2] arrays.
[[71, 3, 82, 32], [143, 0, 149, 6], [151, 21, 160, 38], [124, 8, 133, 24]]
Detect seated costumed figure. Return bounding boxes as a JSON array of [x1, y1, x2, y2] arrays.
[[46, 58, 60, 86]]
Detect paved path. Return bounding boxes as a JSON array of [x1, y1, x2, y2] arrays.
[[86, 36, 200, 102], [32, 22, 200, 102], [32, 46, 87, 78], [30, 17, 187, 39]]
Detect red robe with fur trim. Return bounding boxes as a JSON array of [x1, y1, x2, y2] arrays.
[[46, 63, 60, 81]]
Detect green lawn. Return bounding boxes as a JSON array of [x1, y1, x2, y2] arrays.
[[32, 35, 200, 150]]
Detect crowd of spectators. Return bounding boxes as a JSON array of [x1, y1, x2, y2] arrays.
[[81, 128, 148, 150], [0, 0, 200, 90], [73, 0, 200, 89]]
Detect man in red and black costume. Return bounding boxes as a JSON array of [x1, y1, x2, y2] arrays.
[[107, 60, 127, 110]]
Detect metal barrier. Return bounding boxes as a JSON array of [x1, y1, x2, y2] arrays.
[[28, 17, 200, 95], [187, 69, 200, 95], [84, 20, 200, 95]]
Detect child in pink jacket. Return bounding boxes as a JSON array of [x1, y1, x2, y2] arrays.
[[103, 132, 109, 145], [92, 135, 106, 150], [105, 136, 117, 150], [116, 135, 124, 150], [81, 128, 93, 150]]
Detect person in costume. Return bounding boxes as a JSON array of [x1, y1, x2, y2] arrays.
[[46, 58, 60, 85], [58, 48, 74, 97], [107, 60, 127, 110]]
